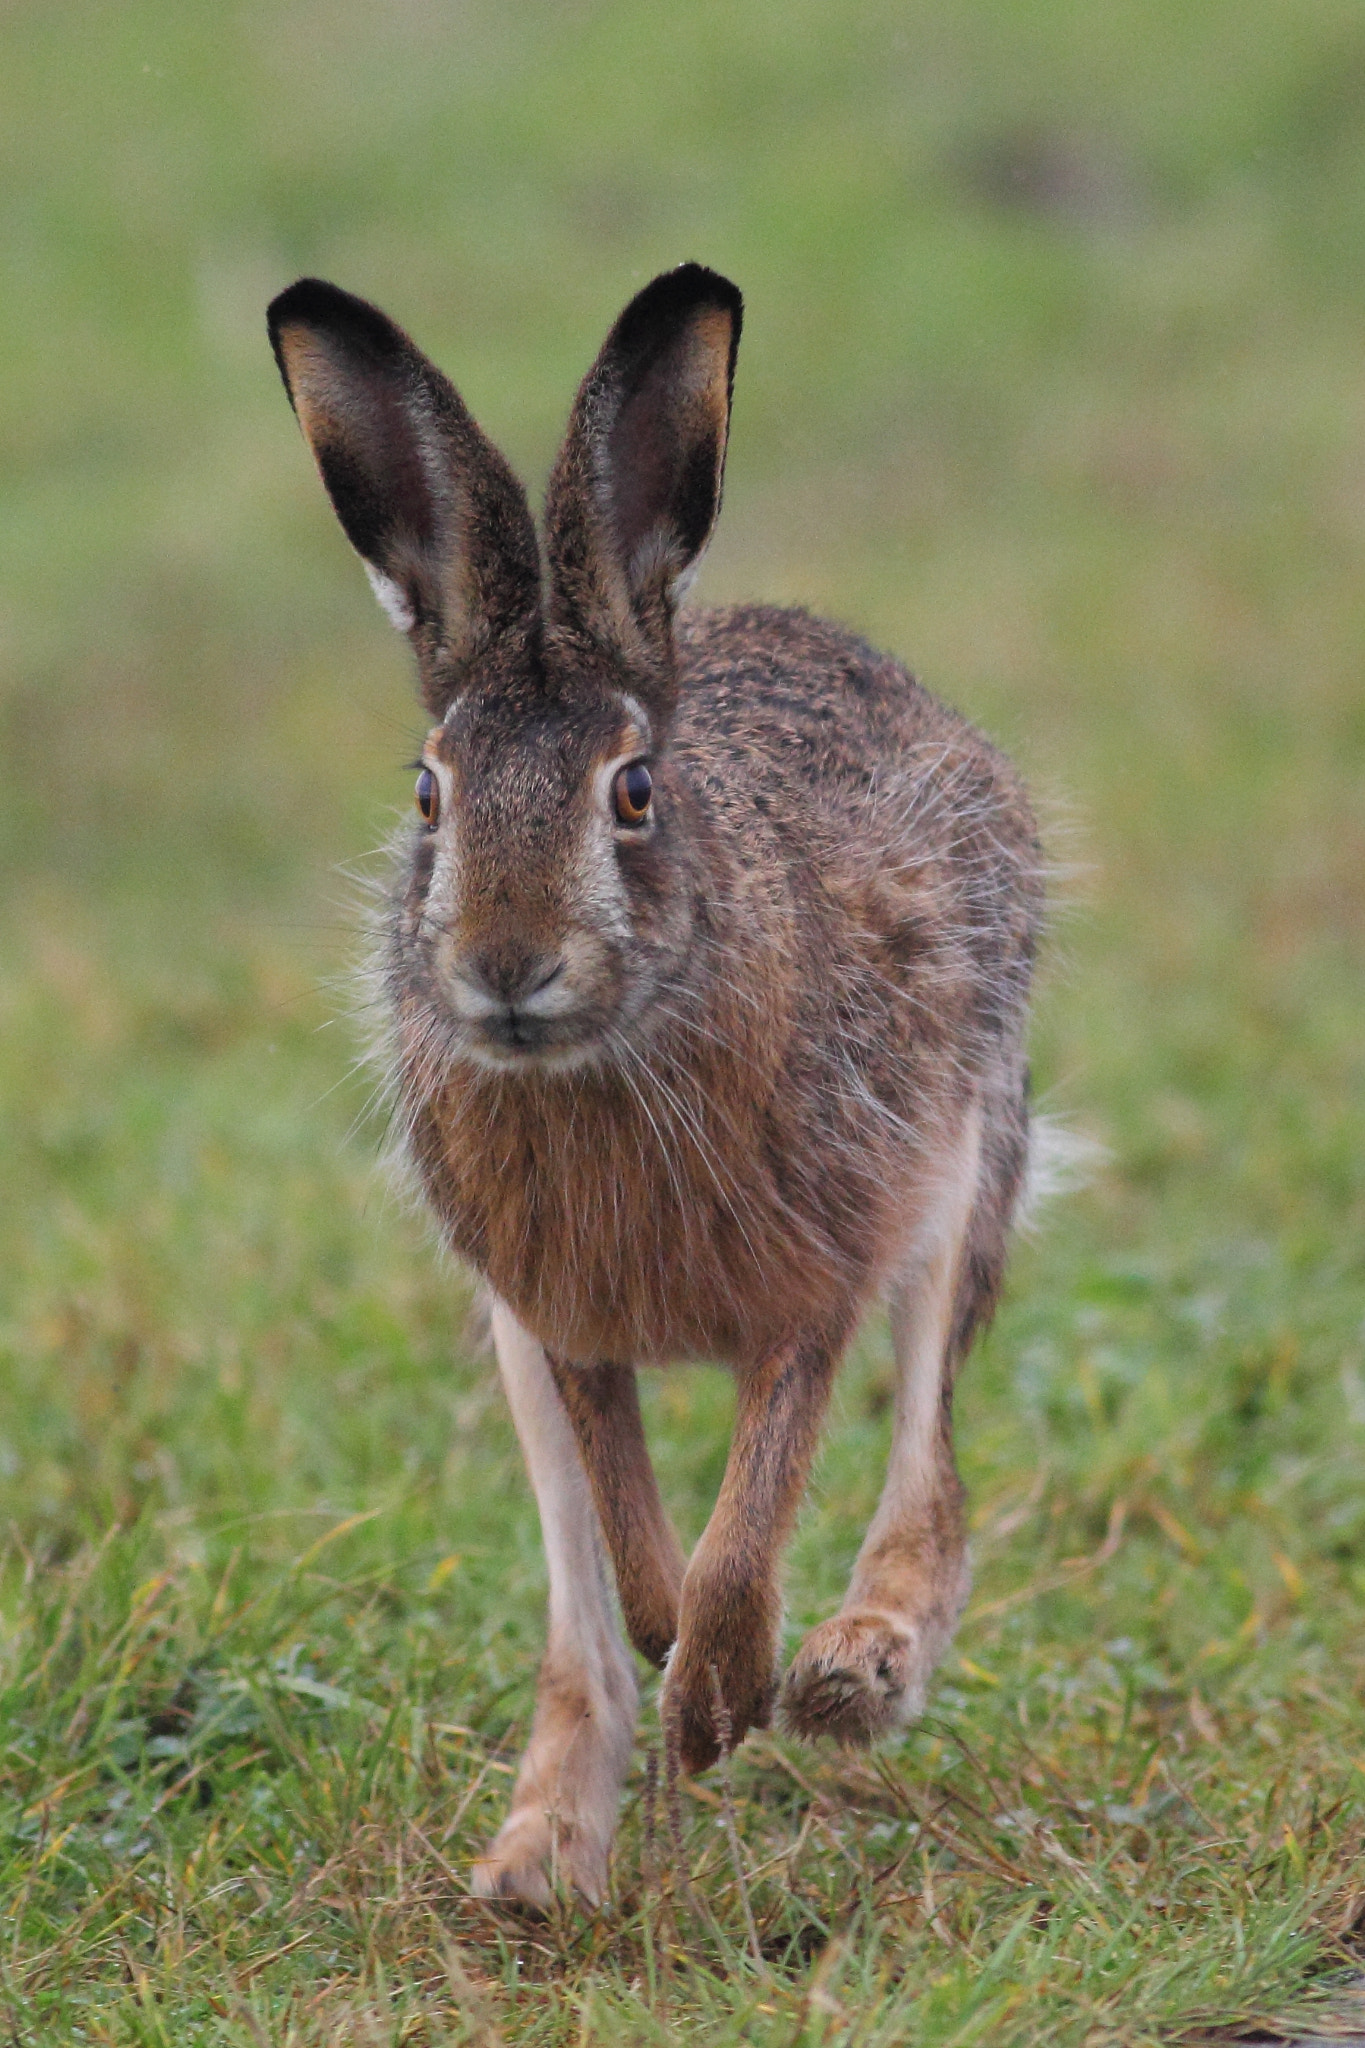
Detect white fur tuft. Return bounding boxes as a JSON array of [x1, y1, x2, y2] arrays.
[[1014, 1113, 1106, 1233], [363, 560, 416, 632]]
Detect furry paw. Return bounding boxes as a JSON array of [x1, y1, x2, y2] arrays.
[[471, 1805, 610, 1912], [661, 1649, 776, 1776], [472, 1658, 635, 1911], [780, 1609, 928, 1744]]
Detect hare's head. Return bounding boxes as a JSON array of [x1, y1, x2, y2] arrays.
[[269, 266, 741, 1071]]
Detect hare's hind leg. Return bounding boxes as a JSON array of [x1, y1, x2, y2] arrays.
[[781, 1104, 988, 1745], [471, 1302, 637, 1910]]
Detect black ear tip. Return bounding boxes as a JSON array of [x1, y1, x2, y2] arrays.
[[668, 262, 743, 320], [268, 276, 344, 339], [614, 264, 744, 358], [266, 277, 409, 372]]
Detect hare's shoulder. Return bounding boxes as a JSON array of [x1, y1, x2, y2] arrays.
[[672, 603, 990, 821]]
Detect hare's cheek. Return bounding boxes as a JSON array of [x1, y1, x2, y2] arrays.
[[401, 827, 464, 943], [572, 825, 636, 948], [609, 830, 673, 935], [408, 832, 439, 901]]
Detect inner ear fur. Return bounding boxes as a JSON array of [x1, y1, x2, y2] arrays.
[[544, 264, 742, 700], [268, 278, 540, 715]]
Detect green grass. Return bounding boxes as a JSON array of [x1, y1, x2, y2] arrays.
[[4, 0, 1365, 2039]]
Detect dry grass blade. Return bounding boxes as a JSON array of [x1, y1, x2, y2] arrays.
[[638, 1746, 669, 2012], [660, 1683, 704, 1936], [708, 1663, 766, 1972]]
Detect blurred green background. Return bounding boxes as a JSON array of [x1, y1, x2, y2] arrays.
[[3, 1, 1365, 2039]]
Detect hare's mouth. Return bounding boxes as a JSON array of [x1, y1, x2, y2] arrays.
[[459, 1011, 608, 1074], [475, 1009, 585, 1060], [450, 983, 611, 1072]]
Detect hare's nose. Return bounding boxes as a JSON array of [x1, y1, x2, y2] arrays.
[[460, 949, 565, 1012]]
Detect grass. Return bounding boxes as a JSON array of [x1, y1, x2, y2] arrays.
[[3, 0, 1365, 2038]]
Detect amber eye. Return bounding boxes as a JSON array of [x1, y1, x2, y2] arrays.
[[612, 761, 653, 827], [415, 767, 439, 828]]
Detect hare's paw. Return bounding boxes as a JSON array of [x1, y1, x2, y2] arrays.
[[473, 1659, 635, 1910], [662, 1560, 781, 1773], [471, 1804, 610, 1912], [780, 1610, 931, 1744], [662, 1638, 777, 1776]]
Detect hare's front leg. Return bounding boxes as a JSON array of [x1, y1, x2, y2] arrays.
[[471, 1302, 636, 1910], [663, 1329, 841, 1774], [546, 1359, 687, 1669], [781, 1108, 985, 1743]]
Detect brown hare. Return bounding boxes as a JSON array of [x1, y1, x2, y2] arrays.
[[268, 264, 1042, 1910]]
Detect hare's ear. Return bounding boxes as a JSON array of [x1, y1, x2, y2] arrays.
[[544, 264, 741, 700], [268, 279, 540, 715]]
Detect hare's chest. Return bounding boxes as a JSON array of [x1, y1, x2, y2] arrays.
[[410, 1082, 863, 1367]]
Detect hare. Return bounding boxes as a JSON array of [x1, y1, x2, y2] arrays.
[[268, 264, 1042, 1909]]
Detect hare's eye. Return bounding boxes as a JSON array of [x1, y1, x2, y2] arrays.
[[613, 761, 653, 827], [415, 767, 439, 829]]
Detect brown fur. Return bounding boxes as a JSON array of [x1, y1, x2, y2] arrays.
[[547, 1359, 686, 1669], [268, 265, 1043, 1904], [666, 1319, 849, 1771]]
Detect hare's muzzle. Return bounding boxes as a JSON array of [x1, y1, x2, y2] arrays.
[[443, 945, 582, 1062]]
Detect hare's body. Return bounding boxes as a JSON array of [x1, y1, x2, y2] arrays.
[[399, 602, 1038, 1372], [269, 266, 1041, 1911]]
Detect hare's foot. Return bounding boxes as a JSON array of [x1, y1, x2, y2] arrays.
[[661, 1570, 779, 1776], [472, 1802, 609, 1912], [780, 1608, 933, 1744], [471, 1667, 635, 1910], [472, 1807, 602, 1913]]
